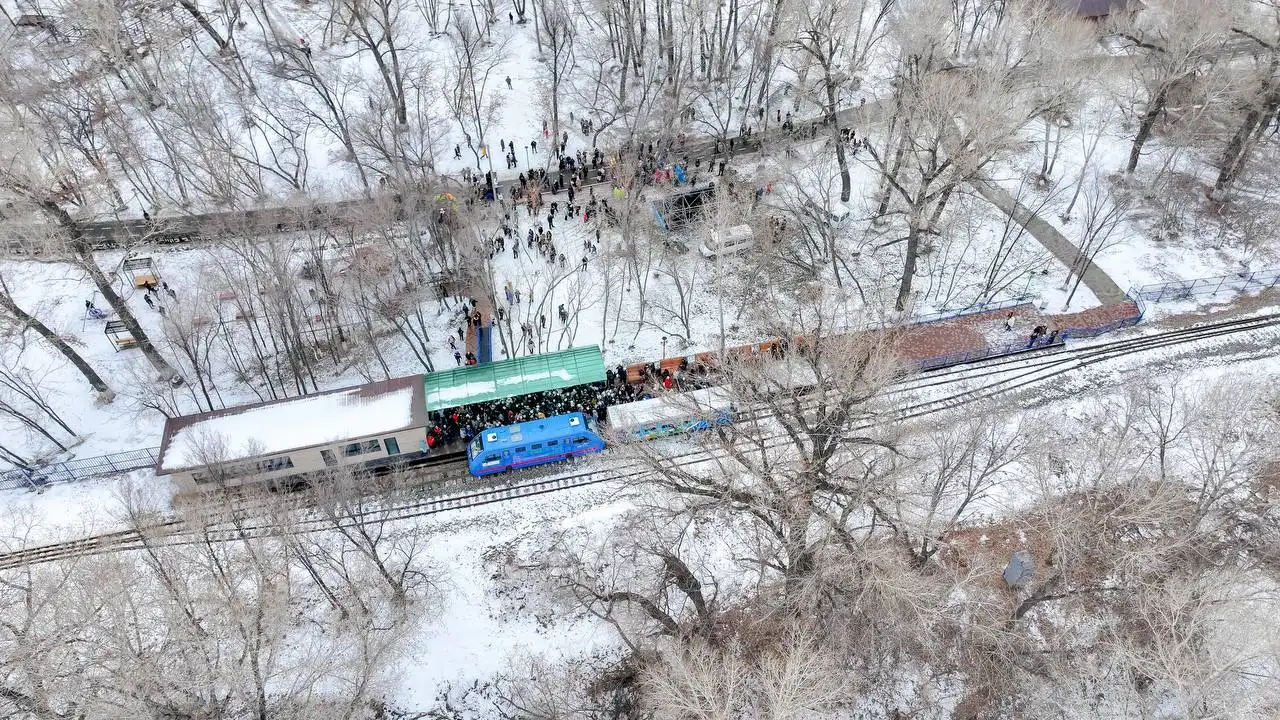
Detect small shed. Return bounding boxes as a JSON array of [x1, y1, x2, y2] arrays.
[[121, 256, 158, 288], [104, 320, 137, 351]]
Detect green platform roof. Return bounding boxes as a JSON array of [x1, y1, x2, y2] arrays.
[[424, 345, 606, 411]]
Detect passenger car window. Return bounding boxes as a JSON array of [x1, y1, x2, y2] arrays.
[[531, 443, 543, 450]]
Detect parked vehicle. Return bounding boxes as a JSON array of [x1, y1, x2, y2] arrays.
[[699, 224, 755, 258]]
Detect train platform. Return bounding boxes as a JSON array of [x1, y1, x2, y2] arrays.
[[619, 300, 1144, 382]]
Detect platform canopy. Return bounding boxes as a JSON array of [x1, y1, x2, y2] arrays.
[[425, 345, 606, 412]]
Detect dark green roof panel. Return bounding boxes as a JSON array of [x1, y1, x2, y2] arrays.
[[424, 345, 606, 411]]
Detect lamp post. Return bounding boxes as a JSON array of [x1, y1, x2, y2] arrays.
[[661, 335, 668, 359], [525, 144, 531, 167]]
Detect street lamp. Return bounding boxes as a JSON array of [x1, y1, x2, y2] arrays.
[[525, 144, 531, 167], [661, 335, 668, 359]]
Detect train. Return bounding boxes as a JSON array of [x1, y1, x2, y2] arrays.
[[463, 388, 735, 476], [466, 412, 606, 476]]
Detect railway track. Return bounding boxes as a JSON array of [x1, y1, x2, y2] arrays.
[[2, 312, 1278, 571]]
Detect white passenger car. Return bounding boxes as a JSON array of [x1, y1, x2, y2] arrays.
[[156, 375, 428, 494]]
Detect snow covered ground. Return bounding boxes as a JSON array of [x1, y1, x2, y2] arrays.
[[988, 95, 1277, 295]]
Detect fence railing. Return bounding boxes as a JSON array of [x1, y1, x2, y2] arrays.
[[1130, 268, 1280, 303], [911, 296, 1035, 326], [0, 447, 161, 493]]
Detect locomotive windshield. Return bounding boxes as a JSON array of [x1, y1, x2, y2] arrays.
[[468, 436, 482, 459]]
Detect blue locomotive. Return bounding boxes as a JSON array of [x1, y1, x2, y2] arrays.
[[466, 412, 606, 476]]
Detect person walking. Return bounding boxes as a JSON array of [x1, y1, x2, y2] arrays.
[[505, 76, 512, 89], [454, 350, 463, 366]]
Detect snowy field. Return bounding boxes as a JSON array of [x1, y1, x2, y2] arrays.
[[4, 0, 1280, 714]]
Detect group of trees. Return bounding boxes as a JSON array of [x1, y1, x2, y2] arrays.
[[0, 472, 434, 719], [3, 0, 1280, 710], [467, 287, 1280, 717], [2, 0, 1278, 407]]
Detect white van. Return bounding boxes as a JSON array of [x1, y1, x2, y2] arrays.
[[699, 224, 755, 258]]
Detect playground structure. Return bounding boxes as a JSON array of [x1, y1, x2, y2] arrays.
[[121, 256, 158, 288], [104, 320, 137, 351]]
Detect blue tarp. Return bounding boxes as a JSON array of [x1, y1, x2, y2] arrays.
[[477, 325, 493, 364]]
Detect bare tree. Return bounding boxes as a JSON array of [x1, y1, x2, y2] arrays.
[[442, 14, 510, 171], [1111, 0, 1230, 175], [1064, 176, 1130, 307], [867, 0, 1089, 310], [0, 272, 111, 397], [1209, 0, 1280, 199], [789, 0, 895, 202], [536, 0, 576, 155]]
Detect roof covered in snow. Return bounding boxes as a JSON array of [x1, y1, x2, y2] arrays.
[[424, 346, 606, 412], [606, 387, 733, 431], [156, 374, 426, 472]]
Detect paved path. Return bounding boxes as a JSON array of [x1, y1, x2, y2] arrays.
[[968, 178, 1126, 304]]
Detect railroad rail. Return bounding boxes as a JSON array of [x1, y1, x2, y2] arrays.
[[2, 312, 1277, 571]]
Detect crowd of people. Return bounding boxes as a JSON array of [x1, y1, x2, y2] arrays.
[[423, 357, 720, 450]]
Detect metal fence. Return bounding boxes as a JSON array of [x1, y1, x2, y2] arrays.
[[0, 447, 160, 493], [1130, 268, 1280, 303], [911, 296, 1035, 326]]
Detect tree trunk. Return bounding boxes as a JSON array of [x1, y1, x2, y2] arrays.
[[0, 288, 112, 397], [176, 0, 228, 51], [75, 245, 182, 382], [1126, 84, 1169, 174], [36, 201, 182, 383], [895, 211, 925, 311], [877, 134, 908, 220], [752, 0, 787, 111], [824, 75, 852, 203], [1212, 76, 1280, 199]]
